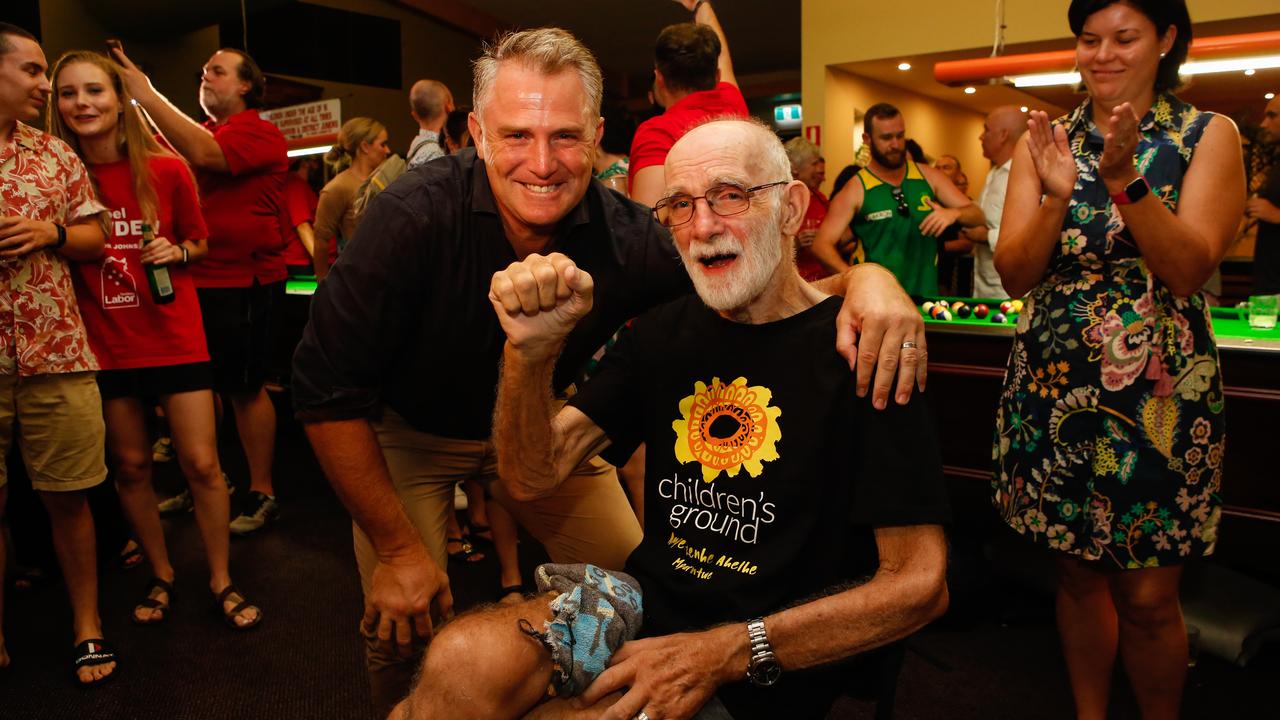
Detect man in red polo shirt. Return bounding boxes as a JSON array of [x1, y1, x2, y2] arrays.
[[113, 46, 287, 534], [628, 0, 747, 206]]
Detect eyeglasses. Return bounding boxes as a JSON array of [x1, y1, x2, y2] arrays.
[[652, 181, 790, 228], [891, 186, 910, 217]]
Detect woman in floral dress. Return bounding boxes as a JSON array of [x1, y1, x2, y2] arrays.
[[991, 1, 1244, 717]]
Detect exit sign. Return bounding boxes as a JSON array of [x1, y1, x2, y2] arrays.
[[774, 104, 802, 122]]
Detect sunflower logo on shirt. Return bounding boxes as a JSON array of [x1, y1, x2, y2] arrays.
[[672, 377, 782, 482]]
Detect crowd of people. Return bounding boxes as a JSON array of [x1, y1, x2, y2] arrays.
[[0, 0, 1273, 717]]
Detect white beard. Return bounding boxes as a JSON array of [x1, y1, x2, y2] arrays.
[[678, 211, 784, 313]]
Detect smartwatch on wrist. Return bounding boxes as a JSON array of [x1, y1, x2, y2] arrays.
[[53, 223, 68, 249], [1109, 175, 1150, 206], [745, 618, 781, 687]]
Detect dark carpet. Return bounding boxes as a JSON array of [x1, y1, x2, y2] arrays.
[[1, 398, 1276, 719]]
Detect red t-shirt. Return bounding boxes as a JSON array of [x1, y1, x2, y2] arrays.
[[190, 109, 289, 288], [797, 189, 830, 282], [276, 174, 317, 269], [628, 82, 748, 190], [73, 155, 211, 370]]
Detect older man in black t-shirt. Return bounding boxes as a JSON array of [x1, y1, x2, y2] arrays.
[[293, 29, 930, 716], [393, 119, 949, 720]]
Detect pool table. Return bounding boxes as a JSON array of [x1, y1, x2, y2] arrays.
[[286, 276, 319, 296], [918, 297, 1280, 579]]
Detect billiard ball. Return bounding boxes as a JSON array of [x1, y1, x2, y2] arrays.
[[922, 301, 935, 314], [951, 300, 967, 311], [956, 305, 973, 319], [999, 301, 1014, 314], [936, 309, 952, 321], [991, 312, 1008, 323], [1011, 299, 1024, 313], [973, 303, 990, 319], [930, 305, 947, 319], [936, 300, 950, 309]]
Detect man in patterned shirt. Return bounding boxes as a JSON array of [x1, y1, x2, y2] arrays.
[[0, 23, 115, 684]]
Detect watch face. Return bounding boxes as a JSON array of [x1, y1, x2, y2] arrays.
[[750, 658, 782, 687]]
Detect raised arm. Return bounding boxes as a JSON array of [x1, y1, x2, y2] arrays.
[[578, 523, 948, 720], [675, 0, 736, 87], [110, 46, 229, 172], [489, 253, 611, 501]]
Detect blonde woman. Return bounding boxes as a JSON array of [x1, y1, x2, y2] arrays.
[[49, 50, 261, 634], [313, 117, 389, 279]]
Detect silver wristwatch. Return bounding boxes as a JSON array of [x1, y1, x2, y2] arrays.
[[746, 617, 782, 687]]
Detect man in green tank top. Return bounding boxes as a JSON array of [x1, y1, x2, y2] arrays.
[[812, 103, 985, 297]]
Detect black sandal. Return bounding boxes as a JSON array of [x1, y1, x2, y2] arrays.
[[497, 584, 527, 604], [214, 584, 262, 631], [133, 577, 173, 625], [72, 639, 117, 686], [469, 523, 494, 545], [118, 540, 144, 572], [446, 536, 485, 563]]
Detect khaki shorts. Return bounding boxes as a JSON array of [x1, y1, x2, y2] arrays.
[[0, 371, 107, 492]]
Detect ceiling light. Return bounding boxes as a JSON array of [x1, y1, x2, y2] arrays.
[[898, 62, 912, 71], [1245, 68, 1257, 76], [964, 86, 976, 94], [1181, 54, 1280, 76], [287, 145, 332, 158], [1020, 106, 1028, 112], [1012, 71, 1082, 88], [1012, 54, 1280, 88], [1268, 92, 1277, 99]]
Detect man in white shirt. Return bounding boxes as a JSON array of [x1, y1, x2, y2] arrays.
[[406, 79, 453, 168], [966, 105, 1026, 298]]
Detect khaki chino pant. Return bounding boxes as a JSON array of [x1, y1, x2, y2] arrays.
[[354, 407, 642, 714]]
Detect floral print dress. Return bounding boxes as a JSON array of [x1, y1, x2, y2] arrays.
[[992, 94, 1224, 569]]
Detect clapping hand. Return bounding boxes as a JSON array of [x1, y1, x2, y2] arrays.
[[1025, 110, 1077, 201], [1099, 102, 1142, 191]]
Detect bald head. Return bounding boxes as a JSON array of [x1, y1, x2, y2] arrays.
[[981, 105, 1027, 165], [667, 118, 791, 194], [664, 118, 808, 317], [409, 79, 453, 128]]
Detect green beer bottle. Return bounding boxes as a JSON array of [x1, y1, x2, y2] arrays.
[[140, 223, 176, 305]]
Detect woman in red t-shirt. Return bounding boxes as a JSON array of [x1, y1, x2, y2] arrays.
[[49, 51, 261, 631]]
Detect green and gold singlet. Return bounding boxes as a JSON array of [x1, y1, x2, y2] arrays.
[[850, 158, 938, 297]]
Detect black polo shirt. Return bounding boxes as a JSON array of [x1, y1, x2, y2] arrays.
[[291, 148, 692, 439]]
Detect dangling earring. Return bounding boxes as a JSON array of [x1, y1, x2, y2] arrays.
[[1159, 52, 1167, 58]]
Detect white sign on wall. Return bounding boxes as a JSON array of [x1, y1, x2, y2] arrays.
[[260, 98, 342, 142]]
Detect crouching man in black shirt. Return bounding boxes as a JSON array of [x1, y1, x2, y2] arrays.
[[393, 119, 950, 720]]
